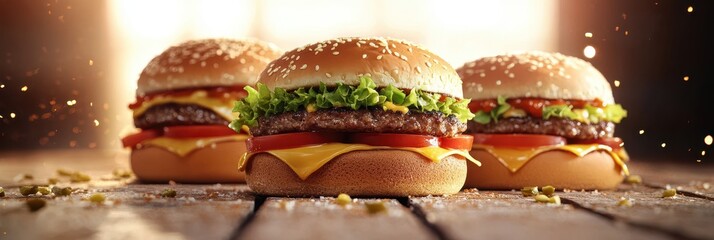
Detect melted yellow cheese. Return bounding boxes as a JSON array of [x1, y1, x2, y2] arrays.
[[238, 143, 480, 180], [132, 91, 235, 120], [382, 102, 409, 114], [473, 144, 629, 175], [140, 135, 248, 157]]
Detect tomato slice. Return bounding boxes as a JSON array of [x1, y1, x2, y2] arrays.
[[246, 132, 345, 152], [439, 135, 474, 150], [569, 137, 624, 150], [472, 134, 566, 148], [350, 133, 439, 148], [163, 125, 238, 138], [121, 129, 161, 148]]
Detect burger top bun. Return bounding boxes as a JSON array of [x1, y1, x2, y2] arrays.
[[457, 51, 615, 104], [259, 37, 464, 98], [137, 38, 282, 96]]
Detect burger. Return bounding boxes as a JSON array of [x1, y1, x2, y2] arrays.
[[230, 37, 480, 197], [457, 51, 629, 190], [121, 38, 282, 183]]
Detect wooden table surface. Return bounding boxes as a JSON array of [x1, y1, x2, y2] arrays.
[[0, 150, 712, 240]]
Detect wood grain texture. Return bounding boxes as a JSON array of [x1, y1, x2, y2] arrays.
[[0, 184, 254, 240], [411, 190, 671, 240], [2, 151, 713, 240], [629, 161, 714, 199], [561, 184, 714, 240], [239, 197, 434, 240]]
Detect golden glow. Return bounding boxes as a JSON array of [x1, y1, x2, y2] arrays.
[[66, 100, 77, 106], [422, 0, 558, 65], [614, 80, 621, 87], [585, 32, 593, 38], [661, 143, 667, 148], [687, 6, 694, 13], [94, 119, 100, 127], [583, 45, 596, 58], [20, 86, 28, 92], [10, 113, 16, 118], [639, 130, 645, 134], [107, 0, 254, 148], [705, 135, 713, 145], [107, 0, 557, 148], [683, 76, 690, 81]]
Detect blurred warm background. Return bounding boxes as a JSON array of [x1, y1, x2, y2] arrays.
[[0, 0, 711, 163]]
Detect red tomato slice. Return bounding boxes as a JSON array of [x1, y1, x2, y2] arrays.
[[569, 137, 624, 150], [439, 135, 474, 150], [121, 129, 161, 148], [350, 133, 439, 148], [163, 125, 238, 138], [246, 132, 345, 152], [472, 134, 566, 148]]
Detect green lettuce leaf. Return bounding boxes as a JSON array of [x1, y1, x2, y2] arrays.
[[471, 96, 628, 125], [230, 76, 475, 130], [542, 105, 578, 120]]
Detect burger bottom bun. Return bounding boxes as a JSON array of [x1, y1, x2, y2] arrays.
[[246, 150, 467, 197], [130, 141, 246, 183], [465, 149, 624, 190]]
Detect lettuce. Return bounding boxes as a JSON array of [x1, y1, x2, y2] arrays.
[[230, 76, 475, 130], [471, 96, 628, 125], [542, 105, 578, 120]]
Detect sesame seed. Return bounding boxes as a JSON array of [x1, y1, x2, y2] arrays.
[[508, 73, 515, 78], [490, 66, 496, 71], [315, 65, 320, 71], [239, 58, 246, 64], [332, 51, 340, 55], [415, 66, 422, 73], [377, 55, 383, 60], [362, 54, 367, 59], [325, 73, 332, 77], [496, 80, 502, 85], [480, 73, 486, 77], [290, 65, 296, 70], [300, 64, 307, 70], [425, 62, 432, 67]]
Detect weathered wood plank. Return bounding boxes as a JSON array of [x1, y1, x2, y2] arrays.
[[239, 197, 434, 240], [629, 161, 714, 199], [411, 190, 672, 240], [0, 184, 253, 240], [561, 184, 714, 240]]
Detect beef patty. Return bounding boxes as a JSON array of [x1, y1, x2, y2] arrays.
[[250, 108, 466, 137], [467, 117, 614, 140], [134, 103, 228, 129]]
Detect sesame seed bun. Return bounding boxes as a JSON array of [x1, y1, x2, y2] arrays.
[[457, 51, 614, 104], [246, 150, 467, 197], [259, 37, 463, 98], [465, 149, 623, 190], [137, 38, 282, 96], [130, 141, 247, 183]]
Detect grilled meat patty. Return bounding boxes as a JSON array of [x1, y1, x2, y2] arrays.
[[467, 117, 614, 140], [250, 108, 466, 137], [134, 103, 228, 129]]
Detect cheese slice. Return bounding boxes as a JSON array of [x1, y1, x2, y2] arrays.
[[140, 135, 248, 157], [238, 143, 481, 180], [132, 91, 235, 120], [473, 144, 629, 175]]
